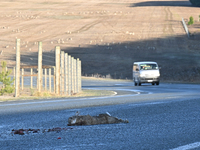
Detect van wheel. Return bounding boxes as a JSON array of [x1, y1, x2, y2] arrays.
[[156, 82, 159, 85], [152, 83, 155, 85], [134, 82, 137, 86], [138, 83, 141, 86]]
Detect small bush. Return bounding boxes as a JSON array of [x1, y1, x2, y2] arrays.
[[0, 61, 15, 95], [188, 16, 194, 25]]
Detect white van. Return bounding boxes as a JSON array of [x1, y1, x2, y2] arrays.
[[133, 61, 160, 86]]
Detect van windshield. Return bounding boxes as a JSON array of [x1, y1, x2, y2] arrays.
[[140, 64, 158, 70]]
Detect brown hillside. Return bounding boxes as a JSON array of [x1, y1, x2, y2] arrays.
[[0, 0, 200, 82]]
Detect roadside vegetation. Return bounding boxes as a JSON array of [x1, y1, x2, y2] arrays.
[[0, 88, 115, 102], [188, 16, 194, 25], [0, 61, 15, 96]]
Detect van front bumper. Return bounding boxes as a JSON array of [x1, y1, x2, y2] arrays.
[[139, 77, 160, 83]]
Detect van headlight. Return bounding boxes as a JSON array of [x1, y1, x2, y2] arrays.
[[140, 74, 145, 77]]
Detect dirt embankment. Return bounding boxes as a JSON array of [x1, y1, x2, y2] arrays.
[[0, 0, 200, 83]]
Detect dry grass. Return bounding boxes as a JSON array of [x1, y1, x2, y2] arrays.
[[0, 89, 115, 102], [0, 0, 200, 83]]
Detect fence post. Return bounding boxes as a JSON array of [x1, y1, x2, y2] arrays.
[[60, 51, 65, 95], [49, 68, 51, 93], [74, 59, 77, 93], [68, 55, 71, 96], [71, 57, 74, 94], [45, 68, 47, 91], [30, 68, 33, 89], [53, 66, 55, 93], [78, 60, 82, 92], [55, 46, 60, 95], [15, 39, 20, 97], [38, 42, 42, 92], [21, 68, 24, 90], [65, 53, 68, 95], [76, 58, 79, 93]]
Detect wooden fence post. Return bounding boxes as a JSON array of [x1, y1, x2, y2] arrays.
[[49, 68, 51, 93], [60, 51, 65, 95], [65, 53, 68, 95], [55, 46, 60, 95], [74, 59, 77, 93], [45, 68, 47, 91], [21, 68, 24, 90], [76, 58, 79, 93], [78, 60, 82, 92], [30, 68, 33, 89], [38, 42, 42, 92], [68, 55, 71, 96], [15, 39, 20, 97], [71, 57, 74, 94], [53, 66, 55, 93]]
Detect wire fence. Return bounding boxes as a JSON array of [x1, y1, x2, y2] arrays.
[[0, 39, 81, 97], [19, 66, 56, 94]]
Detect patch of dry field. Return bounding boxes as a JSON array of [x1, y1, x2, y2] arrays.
[[0, 0, 200, 82]]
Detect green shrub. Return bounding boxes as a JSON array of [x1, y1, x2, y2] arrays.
[[188, 16, 194, 25], [0, 61, 15, 95], [189, 0, 200, 7]]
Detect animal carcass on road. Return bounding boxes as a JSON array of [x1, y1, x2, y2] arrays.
[[68, 113, 129, 126]]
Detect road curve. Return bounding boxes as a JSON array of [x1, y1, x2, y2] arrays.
[[0, 79, 199, 114], [0, 79, 200, 150]]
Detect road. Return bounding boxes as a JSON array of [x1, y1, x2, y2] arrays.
[[0, 79, 200, 150]]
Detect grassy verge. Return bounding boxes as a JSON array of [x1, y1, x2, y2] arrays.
[[75, 89, 116, 97], [0, 89, 115, 102]]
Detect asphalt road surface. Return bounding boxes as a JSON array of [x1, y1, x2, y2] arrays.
[[0, 79, 200, 150]]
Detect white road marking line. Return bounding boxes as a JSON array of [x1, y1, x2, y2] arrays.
[[0, 88, 153, 107], [170, 142, 200, 150], [113, 92, 117, 95], [166, 96, 180, 99], [0, 93, 140, 107], [129, 101, 165, 107]]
